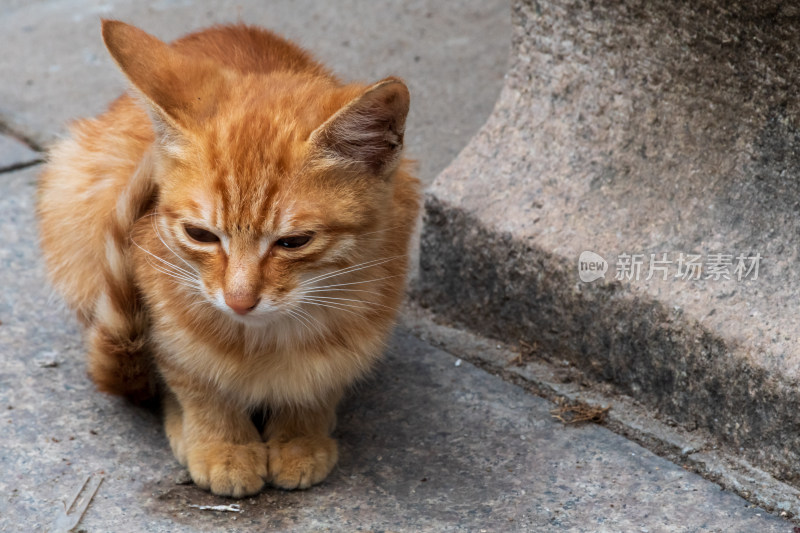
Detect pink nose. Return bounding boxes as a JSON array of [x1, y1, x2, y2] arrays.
[[225, 295, 260, 315]]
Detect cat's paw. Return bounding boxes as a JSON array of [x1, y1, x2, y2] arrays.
[[187, 442, 268, 497], [266, 435, 338, 490]]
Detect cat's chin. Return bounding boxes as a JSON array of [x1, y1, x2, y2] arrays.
[[221, 308, 281, 327]]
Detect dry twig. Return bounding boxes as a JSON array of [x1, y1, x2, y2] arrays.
[[551, 400, 610, 425]]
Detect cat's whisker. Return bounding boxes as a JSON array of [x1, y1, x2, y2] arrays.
[[286, 304, 328, 337], [151, 216, 201, 276], [145, 257, 200, 285], [186, 295, 214, 312], [304, 275, 403, 291], [292, 305, 331, 338], [140, 251, 199, 282], [300, 255, 402, 285], [298, 257, 388, 286], [298, 299, 363, 317], [285, 308, 317, 336], [283, 308, 306, 329], [301, 299, 378, 315], [132, 237, 198, 280], [302, 295, 370, 309], [356, 224, 406, 237], [162, 278, 202, 292], [139, 251, 203, 289], [147, 261, 203, 291], [187, 299, 208, 310], [300, 294, 392, 310], [302, 301, 371, 315], [293, 306, 326, 333], [299, 256, 403, 287], [301, 287, 382, 296]]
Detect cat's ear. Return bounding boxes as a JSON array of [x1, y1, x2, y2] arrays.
[[310, 77, 410, 178], [101, 20, 226, 140]]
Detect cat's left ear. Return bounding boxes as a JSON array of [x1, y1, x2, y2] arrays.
[[310, 77, 410, 178], [101, 19, 227, 148]]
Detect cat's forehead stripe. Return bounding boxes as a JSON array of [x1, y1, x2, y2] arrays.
[[191, 196, 215, 225], [209, 174, 290, 233], [276, 202, 297, 235]]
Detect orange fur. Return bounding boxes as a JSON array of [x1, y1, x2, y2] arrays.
[[37, 20, 420, 497]]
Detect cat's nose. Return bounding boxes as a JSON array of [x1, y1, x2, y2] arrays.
[[225, 294, 261, 315]]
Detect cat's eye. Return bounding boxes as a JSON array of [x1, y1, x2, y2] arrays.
[[184, 225, 220, 244], [276, 235, 312, 249]]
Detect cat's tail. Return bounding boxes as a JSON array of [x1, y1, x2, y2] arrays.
[[87, 149, 157, 403]]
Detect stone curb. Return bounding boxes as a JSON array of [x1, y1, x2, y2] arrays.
[[414, 0, 800, 494]]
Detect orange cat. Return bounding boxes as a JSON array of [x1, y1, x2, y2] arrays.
[[37, 20, 420, 497]]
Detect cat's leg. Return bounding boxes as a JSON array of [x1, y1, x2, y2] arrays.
[[163, 388, 187, 465], [168, 382, 267, 497], [264, 396, 340, 490]]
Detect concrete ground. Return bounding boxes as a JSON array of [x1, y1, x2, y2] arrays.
[[0, 0, 794, 531], [0, 0, 510, 187]]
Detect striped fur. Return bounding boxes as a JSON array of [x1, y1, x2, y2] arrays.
[[88, 149, 156, 400]]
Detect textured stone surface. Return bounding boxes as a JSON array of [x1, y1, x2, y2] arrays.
[[0, 0, 508, 186], [0, 168, 789, 531], [417, 0, 800, 490]]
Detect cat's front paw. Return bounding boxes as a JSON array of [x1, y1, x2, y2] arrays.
[[187, 441, 268, 497], [267, 435, 338, 490]]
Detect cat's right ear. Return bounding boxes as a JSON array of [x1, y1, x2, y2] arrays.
[[101, 20, 226, 144], [309, 77, 410, 179]]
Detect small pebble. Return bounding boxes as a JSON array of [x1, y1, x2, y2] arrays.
[[35, 357, 59, 368]]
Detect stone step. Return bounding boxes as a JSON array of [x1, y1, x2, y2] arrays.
[[416, 0, 800, 491]]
